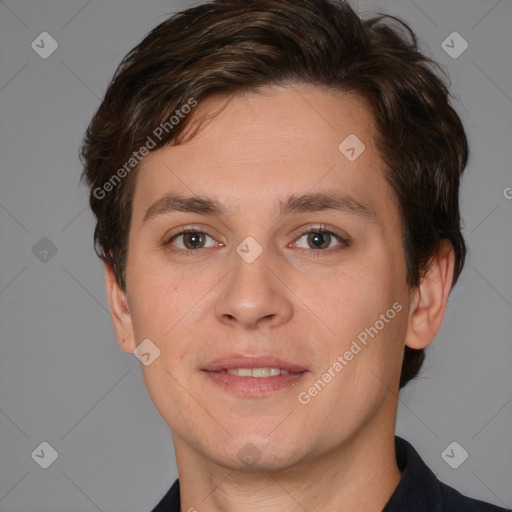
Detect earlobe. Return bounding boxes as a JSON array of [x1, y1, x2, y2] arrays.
[[103, 262, 137, 354], [405, 240, 456, 350]]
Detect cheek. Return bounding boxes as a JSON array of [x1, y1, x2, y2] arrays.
[[127, 259, 214, 379], [126, 254, 182, 332], [304, 251, 407, 378], [130, 268, 199, 423], [304, 258, 394, 331]]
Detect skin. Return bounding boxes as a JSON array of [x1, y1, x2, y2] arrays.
[[104, 84, 455, 511]]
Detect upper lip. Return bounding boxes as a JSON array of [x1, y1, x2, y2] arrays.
[[202, 354, 308, 373]]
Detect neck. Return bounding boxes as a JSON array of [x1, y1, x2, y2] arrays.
[[174, 414, 401, 512]]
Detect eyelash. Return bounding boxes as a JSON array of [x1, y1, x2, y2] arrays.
[[164, 225, 350, 257]]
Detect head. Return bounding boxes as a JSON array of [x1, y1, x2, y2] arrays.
[[81, 0, 467, 471]]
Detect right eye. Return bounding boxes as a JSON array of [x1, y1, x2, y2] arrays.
[[166, 229, 220, 252]]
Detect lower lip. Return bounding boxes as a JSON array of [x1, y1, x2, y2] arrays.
[[202, 370, 308, 396]]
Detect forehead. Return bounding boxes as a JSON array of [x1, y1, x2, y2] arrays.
[[132, 85, 396, 226]]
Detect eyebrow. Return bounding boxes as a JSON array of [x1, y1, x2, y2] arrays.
[[142, 191, 375, 223]]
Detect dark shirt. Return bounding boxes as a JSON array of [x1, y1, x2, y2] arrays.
[[151, 436, 509, 511]]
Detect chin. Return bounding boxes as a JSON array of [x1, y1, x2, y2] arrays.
[[204, 435, 307, 473]]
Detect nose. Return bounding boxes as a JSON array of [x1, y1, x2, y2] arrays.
[[214, 246, 294, 330]]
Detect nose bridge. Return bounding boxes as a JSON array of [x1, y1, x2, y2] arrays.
[[214, 237, 293, 329]]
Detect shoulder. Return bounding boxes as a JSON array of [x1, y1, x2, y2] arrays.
[[385, 436, 509, 512], [150, 478, 180, 512], [438, 479, 510, 511]]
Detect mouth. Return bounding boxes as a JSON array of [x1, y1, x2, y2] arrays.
[[201, 355, 309, 396]]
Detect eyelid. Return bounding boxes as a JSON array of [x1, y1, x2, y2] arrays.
[[165, 225, 220, 242], [293, 223, 346, 238]]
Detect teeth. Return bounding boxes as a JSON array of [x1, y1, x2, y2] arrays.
[[226, 367, 291, 377]]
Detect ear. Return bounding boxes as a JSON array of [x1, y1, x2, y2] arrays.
[[405, 240, 456, 350], [104, 262, 137, 354]]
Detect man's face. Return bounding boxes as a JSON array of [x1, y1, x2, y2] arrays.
[[120, 85, 411, 470]]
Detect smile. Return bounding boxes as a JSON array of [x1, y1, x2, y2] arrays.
[[226, 367, 290, 377]]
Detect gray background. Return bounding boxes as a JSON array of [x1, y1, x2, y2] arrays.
[[0, 0, 511, 510]]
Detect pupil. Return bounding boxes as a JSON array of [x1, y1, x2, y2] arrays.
[[309, 232, 329, 249], [186, 233, 203, 248]]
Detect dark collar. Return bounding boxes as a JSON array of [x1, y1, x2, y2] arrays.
[[382, 436, 443, 512], [383, 435, 443, 511], [151, 436, 508, 511], [383, 436, 508, 511]]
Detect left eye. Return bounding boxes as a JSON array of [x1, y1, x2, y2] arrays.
[[293, 229, 346, 250]]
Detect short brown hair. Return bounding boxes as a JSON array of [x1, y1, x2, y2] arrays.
[[80, 0, 468, 389]]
